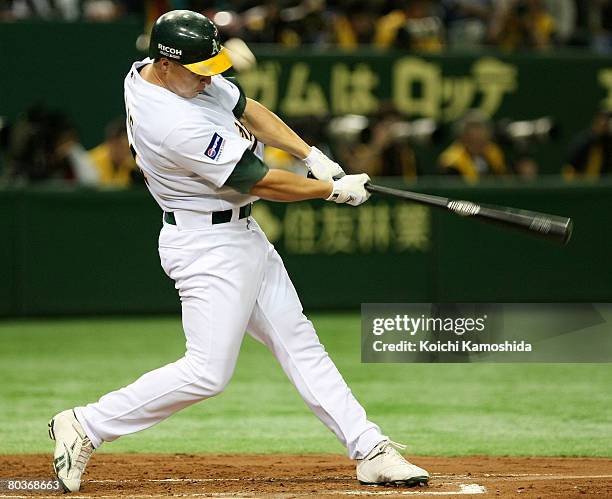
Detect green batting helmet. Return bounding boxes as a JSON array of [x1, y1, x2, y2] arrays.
[[149, 10, 232, 76]]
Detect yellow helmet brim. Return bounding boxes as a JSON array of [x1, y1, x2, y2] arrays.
[[183, 47, 233, 76]]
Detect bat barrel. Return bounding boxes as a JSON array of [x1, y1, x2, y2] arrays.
[[475, 204, 574, 244]]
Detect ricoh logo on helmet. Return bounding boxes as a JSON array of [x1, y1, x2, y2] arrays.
[[158, 43, 182, 59]]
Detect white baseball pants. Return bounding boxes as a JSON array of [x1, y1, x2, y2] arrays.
[[75, 215, 385, 459]]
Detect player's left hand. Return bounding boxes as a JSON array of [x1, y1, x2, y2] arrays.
[[303, 146, 345, 182]]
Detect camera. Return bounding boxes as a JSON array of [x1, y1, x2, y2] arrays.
[[495, 117, 558, 149], [327, 114, 440, 146]]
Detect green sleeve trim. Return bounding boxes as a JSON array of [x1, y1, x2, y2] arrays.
[[226, 77, 247, 119], [224, 149, 269, 194]]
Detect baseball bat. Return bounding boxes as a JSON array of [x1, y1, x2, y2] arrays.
[[365, 183, 573, 245]]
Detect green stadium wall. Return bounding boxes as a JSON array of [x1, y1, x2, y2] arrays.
[[3, 21, 612, 173], [0, 180, 608, 316]]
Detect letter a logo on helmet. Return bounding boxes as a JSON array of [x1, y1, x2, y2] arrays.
[[149, 10, 232, 76]]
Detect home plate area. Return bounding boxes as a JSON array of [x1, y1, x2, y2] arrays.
[[1, 455, 611, 497]]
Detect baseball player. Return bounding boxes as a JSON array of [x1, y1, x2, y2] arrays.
[[48, 10, 429, 492]]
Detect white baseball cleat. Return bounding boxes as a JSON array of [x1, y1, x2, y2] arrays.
[[356, 440, 429, 487], [48, 409, 95, 492]]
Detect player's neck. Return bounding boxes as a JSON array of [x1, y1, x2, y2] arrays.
[[140, 64, 168, 91]]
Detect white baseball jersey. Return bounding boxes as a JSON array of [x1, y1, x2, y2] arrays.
[[74, 57, 386, 465], [124, 58, 265, 212]]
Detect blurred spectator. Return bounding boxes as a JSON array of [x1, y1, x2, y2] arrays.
[[82, 0, 123, 22], [280, 0, 328, 45], [335, 106, 420, 180], [0, 0, 79, 20], [563, 109, 612, 179], [6, 104, 98, 186], [241, 1, 298, 46], [88, 117, 138, 188], [489, 0, 556, 50], [442, 0, 493, 49], [0, 0, 599, 53], [438, 110, 507, 182], [332, 0, 376, 49], [544, 0, 576, 44], [375, 0, 445, 51], [0, 117, 8, 180], [0, 0, 138, 21], [587, 0, 612, 54], [514, 155, 539, 180]]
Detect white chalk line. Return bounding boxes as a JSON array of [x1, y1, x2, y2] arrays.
[[456, 474, 612, 481], [340, 484, 486, 495], [0, 484, 485, 498], [482, 474, 612, 482], [82, 473, 612, 483]]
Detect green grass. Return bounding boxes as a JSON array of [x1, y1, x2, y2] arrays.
[[0, 314, 611, 456]]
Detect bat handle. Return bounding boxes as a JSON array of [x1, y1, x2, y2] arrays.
[[307, 170, 346, 180]]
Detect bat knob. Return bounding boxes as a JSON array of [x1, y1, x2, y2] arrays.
[[563, 218, 574, 245]]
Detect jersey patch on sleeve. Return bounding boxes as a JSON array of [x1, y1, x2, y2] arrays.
[[205, 133, 225, 160]]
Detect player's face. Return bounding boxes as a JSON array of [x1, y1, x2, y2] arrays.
[[165, 61, 212, 99]]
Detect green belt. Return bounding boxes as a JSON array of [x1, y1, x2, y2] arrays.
[[164, 204, 252, 226]]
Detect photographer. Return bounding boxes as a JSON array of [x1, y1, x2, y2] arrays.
[[438, 111, 507, 183], [563, 109, 612, 180], [6, 105, 98, 186], [336, 106, 420, 180]]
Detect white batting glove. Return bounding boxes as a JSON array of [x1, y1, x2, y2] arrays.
[[303, 146, 346, 182], [326, 173, 371, 206]]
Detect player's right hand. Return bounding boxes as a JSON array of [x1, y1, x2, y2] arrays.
[[326, 173, 371, 206]]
